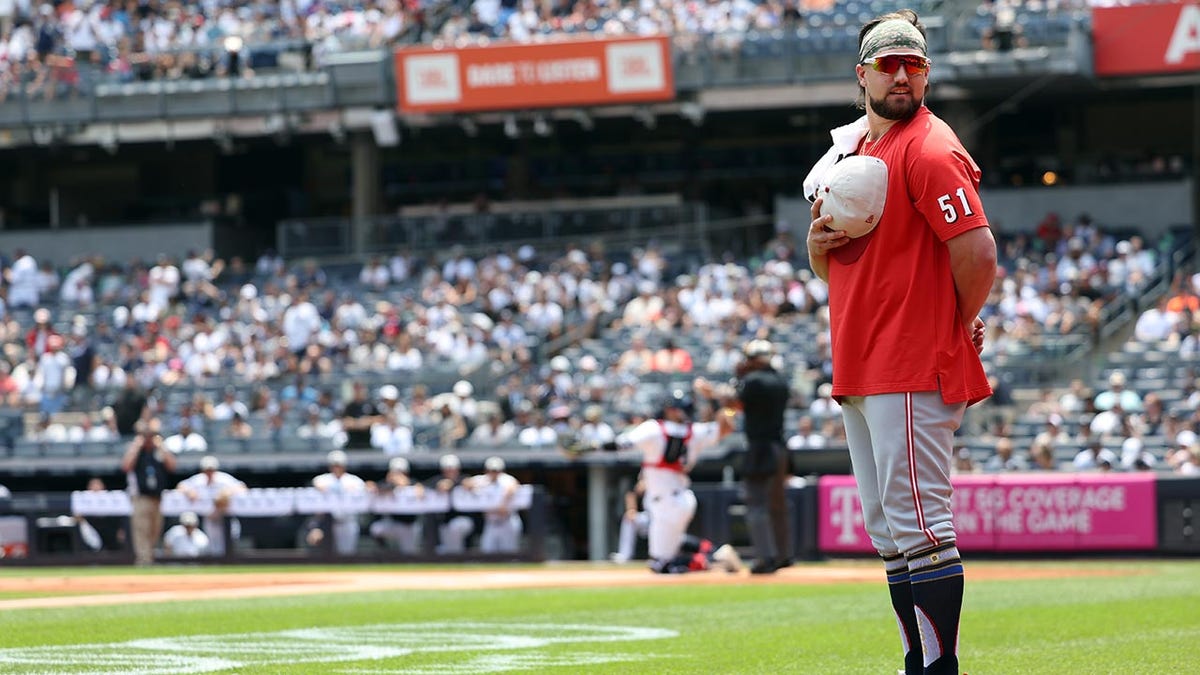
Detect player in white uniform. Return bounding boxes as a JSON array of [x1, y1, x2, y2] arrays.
[[368, 456, 423, 554], [162, 511, 210, 557], [610, 478, 650, 563], [428, 454, 474, 554], [617, 391, 742, 573], [176, 455, 247, 556], [465, 456, 523, 553], [312, 450, 367, 555]]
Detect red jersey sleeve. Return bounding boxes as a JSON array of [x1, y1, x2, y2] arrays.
[[906, 126, 989, 242]]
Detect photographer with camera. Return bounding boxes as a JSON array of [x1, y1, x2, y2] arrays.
[[120, 418, 177, 565]]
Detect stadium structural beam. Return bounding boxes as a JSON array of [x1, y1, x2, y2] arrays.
[[351, 131, 381, 256]]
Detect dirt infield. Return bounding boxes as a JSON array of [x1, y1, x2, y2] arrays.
[[0, 562, 1101, 611]]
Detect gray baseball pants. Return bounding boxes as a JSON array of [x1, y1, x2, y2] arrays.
[[840, 391, 966, 556]]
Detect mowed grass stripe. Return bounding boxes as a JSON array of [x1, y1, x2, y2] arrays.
[[0, 561, 1194, 673]]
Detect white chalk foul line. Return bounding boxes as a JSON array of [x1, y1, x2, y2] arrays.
[[0, 622, 678, 675]]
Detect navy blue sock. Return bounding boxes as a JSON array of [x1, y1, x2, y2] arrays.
[[907, 543, 963, 675], [884, 553, 923, 675]]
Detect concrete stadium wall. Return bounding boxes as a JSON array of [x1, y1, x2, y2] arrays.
[[776, 179, 1193, 240], [0, 222, 213, 265], [980, 179, 1193, 235]]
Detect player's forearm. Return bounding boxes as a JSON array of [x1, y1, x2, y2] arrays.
[[947, 227, 997, 324], [808, 251, 830, 284]]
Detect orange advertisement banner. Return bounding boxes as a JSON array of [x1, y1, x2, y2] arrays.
[[395, 36, 675, 114], [1093, 2, 1200, 76]]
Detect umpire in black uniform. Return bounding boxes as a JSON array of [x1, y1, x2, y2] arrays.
[[735, 339, 794, 574]]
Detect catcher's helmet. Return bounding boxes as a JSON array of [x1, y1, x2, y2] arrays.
[[661, 389, 695, 418]]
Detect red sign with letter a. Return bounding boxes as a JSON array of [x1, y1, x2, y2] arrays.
[[1093, 2, 1200, 76]]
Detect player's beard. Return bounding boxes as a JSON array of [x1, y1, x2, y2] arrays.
[[868, 86, 923, 121]]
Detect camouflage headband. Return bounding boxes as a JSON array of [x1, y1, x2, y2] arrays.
[[859, 18, 927, 62]]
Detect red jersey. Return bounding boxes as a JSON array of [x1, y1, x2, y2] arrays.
[[826, 106, 992, 406]]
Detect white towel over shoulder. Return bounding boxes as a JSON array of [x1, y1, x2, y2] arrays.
[[802, 115, 870, 202]]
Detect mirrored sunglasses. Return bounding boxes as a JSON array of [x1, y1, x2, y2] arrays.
[[862, 54, 930, 75]]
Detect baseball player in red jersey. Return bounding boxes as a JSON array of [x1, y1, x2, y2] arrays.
[[803, 9, 997, 675]]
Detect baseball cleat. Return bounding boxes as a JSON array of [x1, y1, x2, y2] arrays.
[[712, 544, 744, 573]]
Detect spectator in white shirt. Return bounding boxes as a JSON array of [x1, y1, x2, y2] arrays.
[[983, 437, 1028, 472], [147, 254, 180, 313], [452, 380, 479, 423], [787, 415, 826, 450], [386, 331, 423, 371], [68, 416, 117, 443], [578, 405, 615, 446], [164, 419, 209, 454], [469, 412, 517, 447], [60, 260, 95, 306], [1134, 297, 1178, 343], [491, 311, 527, 352], [35, 334, 73, 415], [359, 257, 391, 289], [1120, 437, 1156, 471], [33, 260, 57, 298], [621, 281, 664, 327], [517, 411, 557, 448], [371, 413, 414, 456], [282, 291, 322, 355], [5, 249, 39, 308], [297, 404, 348, 449], [808, 383, 841, 419], [705, 336, 742, 374], [211, 387, 250, 422], [1072, 441, 1118, 472], [1094, 371, 1143, 413], [388, 251, 412, 282]]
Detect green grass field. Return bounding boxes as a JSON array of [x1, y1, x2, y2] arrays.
[[0, 560, 1196, 674]]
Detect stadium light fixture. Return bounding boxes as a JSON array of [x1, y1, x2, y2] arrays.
[[532, 114, 551, 137], [503, 114, 520, 139], [460, 117, 479, 137]]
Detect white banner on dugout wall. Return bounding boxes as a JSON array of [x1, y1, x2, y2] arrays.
[[71, 490, 132, 516], [293, 488, 372, 516], [371, 487, 451, 514], [228, 488, 298, 517], [161, 490, 214, 517], [450, 485, 533, 512], [69, 487, 534, 517]]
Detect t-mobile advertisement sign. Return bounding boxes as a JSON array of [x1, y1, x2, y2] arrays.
[[818, 473, 1158, 553]]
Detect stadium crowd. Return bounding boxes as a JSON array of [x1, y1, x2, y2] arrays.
[[1, 204, 1194, 477], [0, 0, 1108, 98]]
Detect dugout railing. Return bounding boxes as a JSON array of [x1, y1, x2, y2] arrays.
[[5, 451, 1199, 565], [0, 484, 550, 566]]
